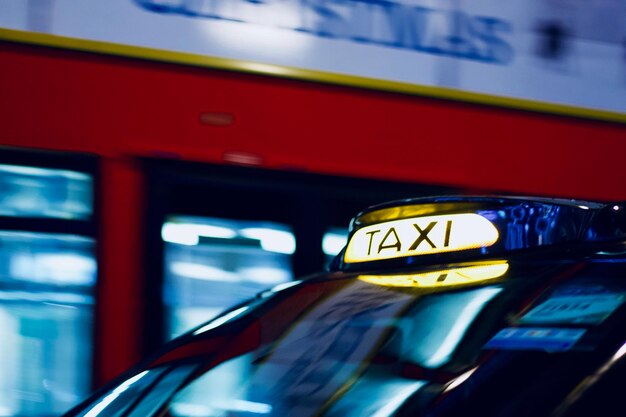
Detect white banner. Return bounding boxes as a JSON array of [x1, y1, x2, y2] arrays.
[[1, 0, 625, 114]]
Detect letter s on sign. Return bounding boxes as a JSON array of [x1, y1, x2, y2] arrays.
[[471, 16, 514, 64]]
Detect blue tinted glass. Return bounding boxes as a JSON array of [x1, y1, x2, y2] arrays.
[[165, 281, 501, 417], [0, 232, 96, 287], [0, 232, 96, 416], [0, 164, 92, 219], [75, 369, 167, 417], [162, 216, 294, 339], [322, 228, 348, 268]]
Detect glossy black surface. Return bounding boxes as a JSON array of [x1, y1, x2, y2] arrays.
[[66, 243, 626, 417], [64, 196, 626, 417], [336, 196, 626, 273]]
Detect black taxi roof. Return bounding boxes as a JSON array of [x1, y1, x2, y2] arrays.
[[66, 196, 626, 417]]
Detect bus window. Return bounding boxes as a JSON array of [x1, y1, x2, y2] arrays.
[[162, 216, 294, 339], [0, 164, 92, 220], [322, 228, 348, 268], [0, 158, 95, 417], [0, 232, 96, 417]]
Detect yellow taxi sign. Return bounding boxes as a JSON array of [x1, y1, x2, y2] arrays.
[[344, 213, 499, 263], [359, 262, 509, 288]]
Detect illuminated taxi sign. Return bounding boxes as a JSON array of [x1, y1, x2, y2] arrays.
[[344, 213, 499, 263], [359, 262, 509, 288]]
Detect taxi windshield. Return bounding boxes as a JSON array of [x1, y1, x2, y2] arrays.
[[75, 257, 626, 417]]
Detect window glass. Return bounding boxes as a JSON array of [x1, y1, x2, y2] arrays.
[[143, 279, 503, 417], [0, 232, 96, 417], [0, 164, 93, 220], [0, 232, 96, 287], [162, 216, 294, 339], [170, 354, 260, 417], [75, 368, 166, 417], [322, 228, 348, 268], [126, 366, 197, 417]]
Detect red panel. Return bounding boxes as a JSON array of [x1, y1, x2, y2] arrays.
[[0, 42, 624, 200], [95, 157, 144, 384], [149, 336, 230, 367], [1, 42, 625, 387]]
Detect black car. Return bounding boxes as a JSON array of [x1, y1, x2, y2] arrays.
[[66, 196, 626, 417]]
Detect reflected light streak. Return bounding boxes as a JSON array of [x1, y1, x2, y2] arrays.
[[195, 224, 238, 239], [371, 381, 427, 417], [10, 253, 97, 285], [424, 287, 502, 368], [443, 367, 478, 392], [0, 231, 92, 243], [240, 228, 296, 254], [199, 3, 311, 58], [360, 262, 508, 288], [35, 254, 97, 285], [552, 341, 626, 417], [214, 399, 272, 414], [172, 401, 271, 416], [235, 62, 300, 77], [0, 164, 91, 181], [162, 223, 198, 246], [323, 232, 348, 256], [270, 280, 301, 293], [193, 305, 251, 335], [170, 404, 209, 417], [170, 262, 239, 282], [0, 291, 93, 305], [83, 371, 149, 417], [238, 266, 291, 284], [162, 223, 237, 246], [611, 341, 626, 361]]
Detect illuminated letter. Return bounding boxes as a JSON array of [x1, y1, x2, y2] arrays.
[[366, 230, 380, 255], [444, 220, 452, 247], [409, 222, 437, 250], [378, 228, 401, 253]]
